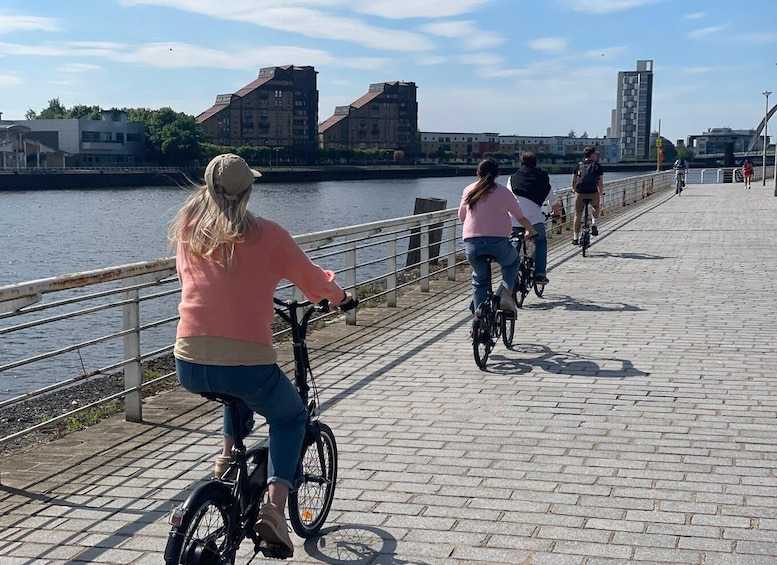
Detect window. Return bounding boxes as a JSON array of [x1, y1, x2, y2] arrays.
[[127, 133, 142, 142], [81, 131, 100, 142]]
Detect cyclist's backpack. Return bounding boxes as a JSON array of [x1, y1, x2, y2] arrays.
[[576, 160, 598, 192]]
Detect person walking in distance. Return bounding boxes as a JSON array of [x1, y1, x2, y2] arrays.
[[571, 146, 604, 245], [506, 151, 562, 284], [743, 160, 754, 189], [459, 157, 537, 318], [168, 153, 354, 557]]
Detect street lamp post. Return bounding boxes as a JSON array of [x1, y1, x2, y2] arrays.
[[763, 90, 771, 186]]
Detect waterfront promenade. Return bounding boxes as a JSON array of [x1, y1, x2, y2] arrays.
[[2, 180, 777, 564]]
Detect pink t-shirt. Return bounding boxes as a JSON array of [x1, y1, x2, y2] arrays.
[[458, 181, 526, 240], [176, 218, 344, 347]]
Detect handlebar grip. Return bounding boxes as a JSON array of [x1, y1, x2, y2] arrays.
[[339, 297, 359, 312]]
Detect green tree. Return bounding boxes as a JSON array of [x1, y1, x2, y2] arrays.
[[37, 98, 68, 119], [67, 104, 103, 120], [676, 146, 695, 161], [125, 107, 204, 165], [24, 108, 38, 120], [568, 130, 577, 138], [649, 136, 677, 164], [580, 131, 589, 139]]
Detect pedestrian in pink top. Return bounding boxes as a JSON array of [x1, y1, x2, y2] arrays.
[[169, 153, 354, 557], [458, 157, 536, 317]]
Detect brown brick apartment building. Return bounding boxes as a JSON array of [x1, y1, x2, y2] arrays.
[[318, 81, 418, 152], [196, 65, 318, 151]]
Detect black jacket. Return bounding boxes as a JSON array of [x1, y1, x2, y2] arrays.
[[509, 166, 551, 207]]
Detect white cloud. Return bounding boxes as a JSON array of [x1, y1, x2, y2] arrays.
[[58, 63, 102, 73], [529, 37, 567, 53], [420, 20, 503, 50], [118, 0, 434, 52], [684, 11, 704, 20], [0, 73, 23, 88], [0, 10, 60, 34], [354, 0, 493, 19], [688, 25, 726, 39], [0, 40, 392, 71], [561, 0, 667, 14], [415, 55, 450, 66]]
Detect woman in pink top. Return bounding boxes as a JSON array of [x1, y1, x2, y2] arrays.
[[458, 158, 536, 317], [169, 153, 354, 556]]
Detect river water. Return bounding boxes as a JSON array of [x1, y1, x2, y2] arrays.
[[0, 171, 641, 401], [0, 172, 642, 286]]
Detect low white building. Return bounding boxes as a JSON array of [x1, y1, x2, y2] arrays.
[[0, 110, 145, 167]]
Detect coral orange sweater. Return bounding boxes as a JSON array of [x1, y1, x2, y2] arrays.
[[175, 219, 345, 347]]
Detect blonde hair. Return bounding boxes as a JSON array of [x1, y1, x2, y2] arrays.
[[168, 183, 258, 270]]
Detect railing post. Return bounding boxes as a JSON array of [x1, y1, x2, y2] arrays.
[[445, 220, 457, 281], [122, 283, 142, 423], [344, 244, 357, 324], [387, 237, 397, 307], [420, 226, 430, 292]]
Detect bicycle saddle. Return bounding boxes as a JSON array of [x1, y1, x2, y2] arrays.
[[200, 392, 242, 405], [476, 254, 497, 262]]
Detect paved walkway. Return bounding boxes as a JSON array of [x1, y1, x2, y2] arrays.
[[2, 181, 777, 564]]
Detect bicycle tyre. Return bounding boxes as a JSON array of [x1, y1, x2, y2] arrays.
[[289, 422, 338, 538], [164, 481, 237, 565], [514, 266, 529, 308], [533, 282, 545, 298], [581, 233, 590, 257], [501, 311, 515, 347], [472, 312, 492, 369]]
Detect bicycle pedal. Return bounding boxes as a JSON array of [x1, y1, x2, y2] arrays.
[[257, 541, 292, 560]]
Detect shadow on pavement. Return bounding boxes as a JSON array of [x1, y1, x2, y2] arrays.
[[587, 251, 670, 260], [305, 524, 430, 565], [487, 343, 649, 379], [526, 294, 644, 313]]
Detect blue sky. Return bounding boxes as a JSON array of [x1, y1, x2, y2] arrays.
[[1, 0, 776, 145]]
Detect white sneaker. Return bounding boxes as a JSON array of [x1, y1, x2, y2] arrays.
[[498, 287, 518, 317], [254, 502, 294, 557]]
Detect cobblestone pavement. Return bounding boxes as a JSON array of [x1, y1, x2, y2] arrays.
[[2, 181, 777, 564]]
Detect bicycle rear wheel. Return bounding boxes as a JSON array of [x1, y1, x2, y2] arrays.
[[533, 281, 545, 298], [501, 311, 515, 348], [472, 310, 493, 369], [289, 422, 338, 538], [514, 263, 530, 308], [581, 232, 590, 257], [165, 482, 237, 565]]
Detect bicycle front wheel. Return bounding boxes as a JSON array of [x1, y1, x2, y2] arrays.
[[165, 482, 237, 565], [289, 422, 338, 538], [533, 281, 546, 298]]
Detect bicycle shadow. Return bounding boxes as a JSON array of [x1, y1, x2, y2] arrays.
[[303, 524, 430, 565], [586, 251, 669, 260], [526, 294, 644, 313], [487, 343, 649, 379]]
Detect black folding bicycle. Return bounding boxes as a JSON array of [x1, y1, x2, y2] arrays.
[[164, 295, 357, 564]]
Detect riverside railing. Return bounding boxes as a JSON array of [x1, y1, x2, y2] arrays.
[[0, 208, 463, 449], [0, 171, 671, 450]]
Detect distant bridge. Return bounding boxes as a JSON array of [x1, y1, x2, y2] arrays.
[[747, 103, 777, 152]]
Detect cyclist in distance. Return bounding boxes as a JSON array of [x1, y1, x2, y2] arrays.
[[168, 153, 354, 557], [673, 157, 689, 189], [506, 151, 562, 285], [459, 157, 537, 318], [571, 146, 604, 245]]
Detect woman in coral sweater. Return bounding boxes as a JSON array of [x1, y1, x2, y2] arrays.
[[169, 153, 354, 557]]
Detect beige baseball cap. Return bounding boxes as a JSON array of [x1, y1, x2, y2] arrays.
[[204, 153, 262, 201]]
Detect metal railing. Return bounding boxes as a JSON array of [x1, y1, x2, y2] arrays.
[[0, 171, 673, 449]]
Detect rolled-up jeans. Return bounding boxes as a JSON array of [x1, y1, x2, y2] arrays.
[[532, 222, 548, 277], [176, 359, 306, 490], [464, 236, 519, 311]]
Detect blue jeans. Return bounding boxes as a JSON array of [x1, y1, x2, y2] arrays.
[[532, 222, 548, 277], [176, 359, 306, 490], [464, 237, 519, 310]]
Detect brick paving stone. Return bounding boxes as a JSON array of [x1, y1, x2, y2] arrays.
[[3, 182, 777, 563]]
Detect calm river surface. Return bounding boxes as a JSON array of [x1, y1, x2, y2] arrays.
[[0, 172, 641, 286], [0, 171, 641, 401]]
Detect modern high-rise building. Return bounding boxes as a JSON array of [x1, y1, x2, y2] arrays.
[[318, 81, 418, 153], [608, 60, 653, 161], [196, 65, 319, 151]]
